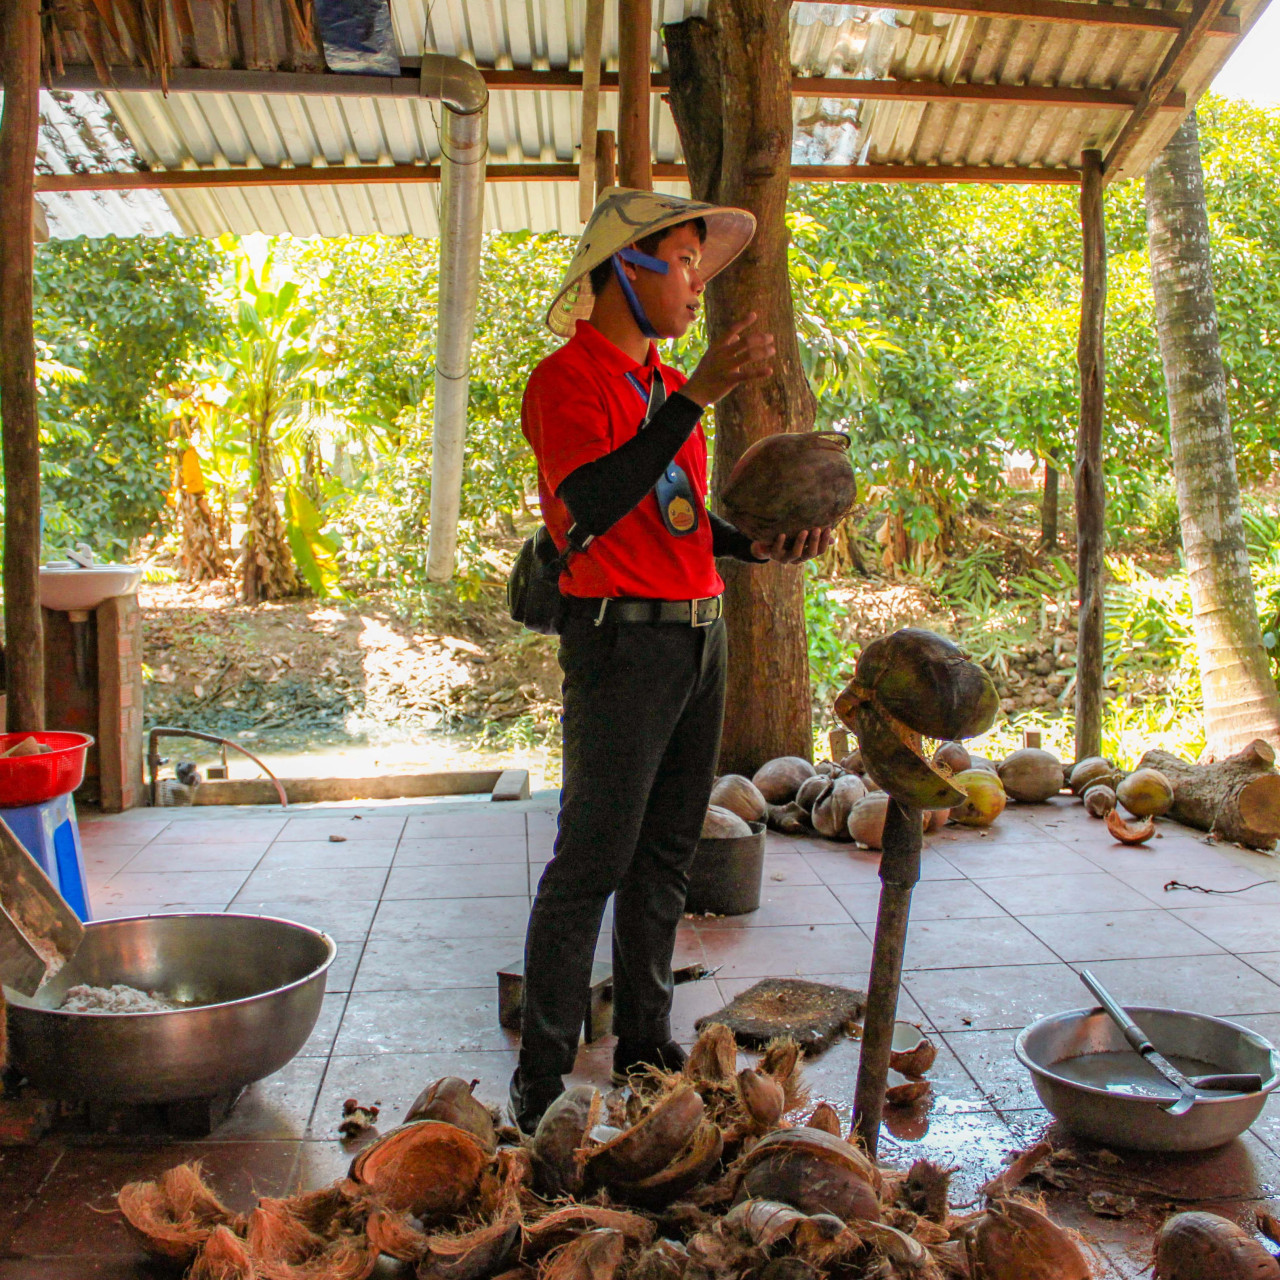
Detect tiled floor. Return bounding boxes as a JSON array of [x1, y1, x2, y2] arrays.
[[5, 792, 1280, 1275]]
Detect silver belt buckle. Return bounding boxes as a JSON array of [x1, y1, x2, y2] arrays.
[[691, 597, 715, 628]]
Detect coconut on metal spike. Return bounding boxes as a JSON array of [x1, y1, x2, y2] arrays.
[[839, 628, 999, 744], [837, 697, 968, 811]]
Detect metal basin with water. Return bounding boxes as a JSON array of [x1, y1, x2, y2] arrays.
[[1017, 1005, 1279, 1151], [5, 913, 335, 1105]]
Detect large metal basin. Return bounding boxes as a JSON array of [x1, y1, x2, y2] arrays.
[[5, 913, 335, 1105], [1016, 1005, 1279, 1152]]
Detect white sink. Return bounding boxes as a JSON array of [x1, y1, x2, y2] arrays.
[[40, 563, 143, 612]]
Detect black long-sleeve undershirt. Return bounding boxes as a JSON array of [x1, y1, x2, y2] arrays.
[[555, 390, 764, 563]]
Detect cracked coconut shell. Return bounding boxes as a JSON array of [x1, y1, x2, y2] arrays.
[[966, 1197, 1092, 1280], [720, 431, 857, 544], [581, 1083, 706, 1187], [348, 1120, 488, 1219], [1153, 1210, 1280, 1280], [736, 1127, 882, 1222]]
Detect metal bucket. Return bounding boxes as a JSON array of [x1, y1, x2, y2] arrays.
[[686, 821, 766, 916], [1016, 1005, 1279, 1151], [6, 912, 334, 1105]]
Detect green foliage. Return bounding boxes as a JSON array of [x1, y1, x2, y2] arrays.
[[33, 235, 227, 555], [286, 484, 344, 599]]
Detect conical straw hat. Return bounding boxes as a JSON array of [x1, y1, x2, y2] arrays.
[[547, 187, 756, 337]]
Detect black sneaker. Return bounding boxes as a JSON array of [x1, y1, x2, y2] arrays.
[[509, 1068, 564, 1134], [611, 1038, 688, 1085]]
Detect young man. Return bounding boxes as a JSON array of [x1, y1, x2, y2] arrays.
[[512, 188, 832, 1131]]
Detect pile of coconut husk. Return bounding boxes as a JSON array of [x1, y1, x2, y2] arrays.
[[116, 1024, 1101, 1280]]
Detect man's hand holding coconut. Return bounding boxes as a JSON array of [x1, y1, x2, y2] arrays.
[[511, 188, 838, 1133]]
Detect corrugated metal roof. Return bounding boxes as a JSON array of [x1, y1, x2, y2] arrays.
[[36, 91, 182, 238], [36, 0, 1265, 239]]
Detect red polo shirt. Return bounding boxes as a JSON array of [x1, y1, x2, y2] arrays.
[[522, 321, 723, 601]]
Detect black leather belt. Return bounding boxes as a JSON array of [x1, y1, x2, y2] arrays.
[[565, 595, 723, 627]]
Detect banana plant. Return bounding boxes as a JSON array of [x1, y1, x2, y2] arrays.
[[205, 255, 333, 602]]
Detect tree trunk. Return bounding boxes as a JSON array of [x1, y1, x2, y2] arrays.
[[239, 425, 298, 603], [666, 4, 818, 775], [1146, 111, 1280, 755], [1138, 740, 1280, 851], [1040, 448, 1059, 549], [0, 0, 45, 732]]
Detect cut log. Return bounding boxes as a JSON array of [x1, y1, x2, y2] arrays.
[[1137, 740, 1280, 850]]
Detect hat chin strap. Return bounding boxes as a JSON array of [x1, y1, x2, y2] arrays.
[[611, 247, 669, 341]]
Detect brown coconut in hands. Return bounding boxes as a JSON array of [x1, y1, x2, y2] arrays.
[[720, 431, 857, 544], [835, 629, 998, 812]]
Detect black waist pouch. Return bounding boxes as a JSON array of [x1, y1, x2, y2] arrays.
[[508, 525, 572, 636]]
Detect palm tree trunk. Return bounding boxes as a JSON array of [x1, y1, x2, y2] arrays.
[[665, 2, 817, 773], [1146, 111, 1280, 754]]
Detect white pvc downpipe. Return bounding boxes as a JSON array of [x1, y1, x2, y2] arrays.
[[423, 54, 488, 581]]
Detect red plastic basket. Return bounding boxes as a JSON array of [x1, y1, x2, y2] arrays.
[[0, 731, 94, 808]]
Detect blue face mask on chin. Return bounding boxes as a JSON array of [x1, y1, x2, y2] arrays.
[[611, 246, 670, 340]]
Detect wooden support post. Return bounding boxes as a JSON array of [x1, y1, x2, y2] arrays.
[[578, 0, 606, 222], [852, 800, 922, 1157], [0, 0, 45, 732], [596, 130, 617, 198], [1074, 149, 1106, 762], [618, 0, 653, 190]]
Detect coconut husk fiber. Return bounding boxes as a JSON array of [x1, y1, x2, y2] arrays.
[[695, 979, 866, 1052]]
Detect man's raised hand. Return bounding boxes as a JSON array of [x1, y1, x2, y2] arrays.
[[680, 313, 776, 408]]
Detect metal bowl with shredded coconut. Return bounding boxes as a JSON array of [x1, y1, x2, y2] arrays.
[[58, 983, 187, 1013]]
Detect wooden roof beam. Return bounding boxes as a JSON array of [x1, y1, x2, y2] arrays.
[[35, 161, 1082, 191], [1103, 0, 1233, 179], [39, 64, 1184, 112], [808, 0, 1239, 36]]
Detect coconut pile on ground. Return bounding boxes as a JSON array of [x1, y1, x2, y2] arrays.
[[704, 739, 1186, 854], [118, 1024, 1109, 1280]]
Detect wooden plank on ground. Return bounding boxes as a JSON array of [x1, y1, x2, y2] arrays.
[[491, 769, 531, 802], [192, 771, 502, 806]]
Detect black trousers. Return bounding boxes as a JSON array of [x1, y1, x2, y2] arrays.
[[518, 612, 727, 1079]]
